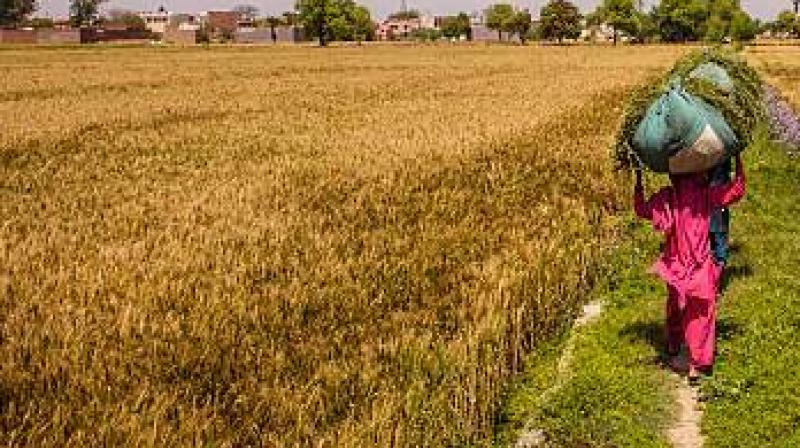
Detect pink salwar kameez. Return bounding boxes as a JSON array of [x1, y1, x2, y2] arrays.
[[634, 158, 746, 369]]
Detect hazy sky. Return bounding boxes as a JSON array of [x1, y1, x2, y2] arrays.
[[36, 0, 786, 20]]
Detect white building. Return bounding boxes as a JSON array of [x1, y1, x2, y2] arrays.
[[138, 8, 170, 34], [170, 13, 203, 31]]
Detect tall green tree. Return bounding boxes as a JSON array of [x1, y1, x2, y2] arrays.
[[773, 10, 799, 37], [0, 0, 37, 27], [70, 0, 106, 27], [485, 3, 515, 41], [539, 0, 581, 43], [105, 8, 146, 31], [508, 10, 532, 44], [440, 12, 471, 40], [348, 4, 373, 43], [632, 10, 658, 42], [593, 0, 637, 45], [652, 0, 707, 42], [25, 16, 53, 28], [296, 0, 372, 46], [729, 10, 758, 41], [296, 0, 349, 46], [701, 0, 758, 42]]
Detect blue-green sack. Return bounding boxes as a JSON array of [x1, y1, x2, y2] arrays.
[[632, 86, 740, 173]]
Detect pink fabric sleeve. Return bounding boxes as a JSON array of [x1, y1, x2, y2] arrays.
[[635, 188, 673, 234], [710, 160, 746, 208]]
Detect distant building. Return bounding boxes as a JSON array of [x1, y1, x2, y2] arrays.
[[274, 26, 305, 43], [206, 11, 253, 35], [207, 11, 238, 34], [471, 25, 514, 42], [170, 13, 202, 31], [469, 11, 485, 27], [376, 17, 423, 40], [164, 28, 198, 44], [419, 13, 435, 30], [139, 8, 170, 34], [580, 23, 630, 43], [234, 28, 272, 43], [0, 29, 80, 44]]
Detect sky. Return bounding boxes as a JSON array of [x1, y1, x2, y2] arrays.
[[36, 0, 786, 21]]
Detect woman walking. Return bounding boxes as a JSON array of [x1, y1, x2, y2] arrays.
[[634, 155, 746, 382]]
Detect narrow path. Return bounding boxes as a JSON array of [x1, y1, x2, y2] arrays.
[[511, 298, 706, 448], [667, 377, 704, 448], [513, 301, 604, 448]]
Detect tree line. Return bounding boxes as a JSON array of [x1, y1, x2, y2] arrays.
[[491, 0, 762, 44], [0, 0, 788, 46], [294, 0, 770, 46], [1, 0, 113, 28]]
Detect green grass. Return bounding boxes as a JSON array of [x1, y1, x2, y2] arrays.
[[701, 134, 800, 447], [495, 220, 676, 447], [496, 130, 800, 447]]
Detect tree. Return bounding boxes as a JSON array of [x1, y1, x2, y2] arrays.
[[347, 4, 373, 43], [632, 10, 658, 43], [0, 0, 37, 28], [704, 12, 727, 42], [70, 0, 106, 27], [774, 10, 799, 37], [439, 12, 470, 40], [296, 0, 347, 46], [729, 10, 758, 41], [593, 0, 637, 45], [704, 0, 735, 42], [699, 0, 758, 43], [25, 16, 53, 28], [485, 3, 515, 41], [412, 27, 441, 42], [508, 10, 532, 44], [296, 0, 372, 46], [652, 0, 707, 42], [105, 8, 146, 31], [539, 0, 581, 43]]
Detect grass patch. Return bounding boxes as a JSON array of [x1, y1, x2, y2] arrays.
[[495, 219, 676, 447], [701, 133, 800, 447]]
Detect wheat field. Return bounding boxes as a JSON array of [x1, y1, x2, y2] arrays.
[[750, 45, 800, 100], [0, 45, 685, 447]]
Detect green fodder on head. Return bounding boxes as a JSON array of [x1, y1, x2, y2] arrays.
[[614, 48, 766, 172]]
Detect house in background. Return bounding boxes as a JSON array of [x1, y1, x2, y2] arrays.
[[376, 16, 424, 40], [163, 13, 201, 44], [580, 22, 630, 43], [206, 11, 253, 38], [138, 7, 170, 34], [274, 26, 305, 43], [206, 11, 238, 36], [170, 13, 202, 31]]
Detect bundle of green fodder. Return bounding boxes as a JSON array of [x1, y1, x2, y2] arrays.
[[615, 48, 765, 173]]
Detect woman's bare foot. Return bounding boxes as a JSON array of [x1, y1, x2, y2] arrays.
[[688, 365, 702, 385]]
